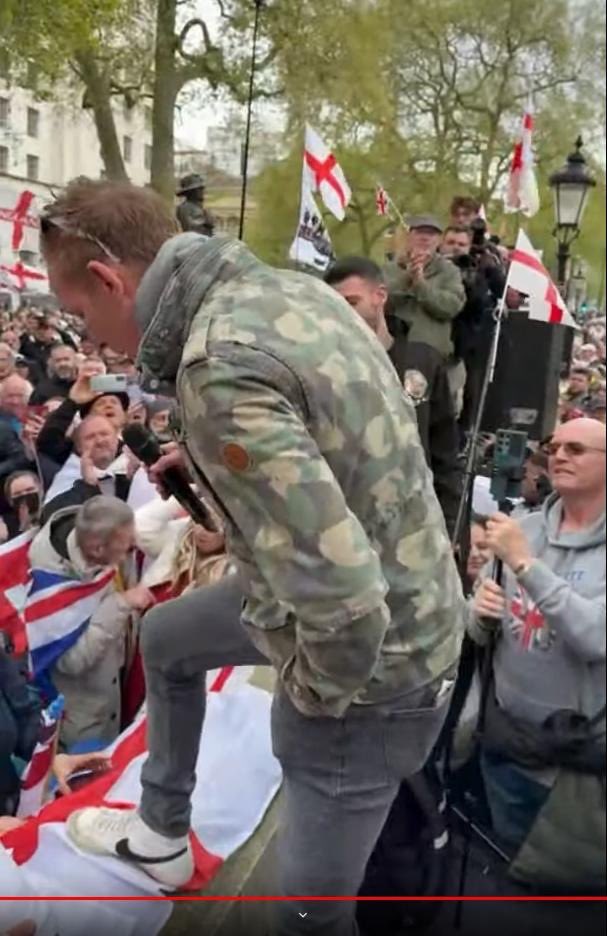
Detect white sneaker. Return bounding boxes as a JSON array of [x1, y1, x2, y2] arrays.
[[66, 807, 194, 890]]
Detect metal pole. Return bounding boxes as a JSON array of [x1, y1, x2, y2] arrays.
[[238, 0, 264, 241]]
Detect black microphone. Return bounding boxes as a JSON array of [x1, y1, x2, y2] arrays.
[[123, 423, 217, 530]]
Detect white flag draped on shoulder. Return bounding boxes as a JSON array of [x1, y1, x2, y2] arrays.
[[503, 101, 540, 217], [303, 124, 352, 221], [289, 183, 334, 272], [507, 229, 576, 328]]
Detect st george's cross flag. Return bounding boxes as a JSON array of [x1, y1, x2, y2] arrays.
[[375, 185, 389, 216], [0, 528, 36, 654], [1, 668, 281, 936], [303, 125, 352, 221], [507, 229, 576, 328], [503, 100, 540, 217]]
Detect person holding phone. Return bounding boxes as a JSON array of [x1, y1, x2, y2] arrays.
[[36, 360, 129, 470]]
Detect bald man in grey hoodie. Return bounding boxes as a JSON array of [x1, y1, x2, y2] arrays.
[[470, 418, 605, 880]]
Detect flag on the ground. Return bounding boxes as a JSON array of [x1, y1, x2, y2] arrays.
[[25, 565, 116, 695], [2, 668, 281, 936], [507, 229, 576, 327], [289, 183, 333, 271], [17, 695, 65, 819], [0, 529, 36, 655], [303, 125, 352, 221], [375, 185, 389, 216], [503, 101, 540, 217]]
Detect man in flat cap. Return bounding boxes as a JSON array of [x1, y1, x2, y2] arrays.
[[176, 173, 215, 237], [385, 215, 466, 419]]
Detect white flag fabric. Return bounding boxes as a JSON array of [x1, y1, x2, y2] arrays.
[[503, 104, 540, 217], [303, 125, 352, 221], [289, 183, 334, 271], [507, 229, 576, 328], [2, 669, 281, 936]]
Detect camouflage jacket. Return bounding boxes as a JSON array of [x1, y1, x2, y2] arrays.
[[136, 235, 465, 716]]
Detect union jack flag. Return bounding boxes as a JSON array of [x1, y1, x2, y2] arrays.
[[0, 529, 36, 655], [25, 565, 115, 698]]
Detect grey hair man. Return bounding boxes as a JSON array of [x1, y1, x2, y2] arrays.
[[29, 495, 154, 748]]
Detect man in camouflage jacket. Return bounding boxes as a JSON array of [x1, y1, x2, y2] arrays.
[[40, 180, 465, 935]]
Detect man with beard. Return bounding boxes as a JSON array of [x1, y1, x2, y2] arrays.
[[30, 344, 78, 404]]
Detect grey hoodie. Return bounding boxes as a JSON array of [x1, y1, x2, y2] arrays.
[[469, 493, 605, 725]]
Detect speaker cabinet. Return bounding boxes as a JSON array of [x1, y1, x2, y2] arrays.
[[481, 312, 564, 440]]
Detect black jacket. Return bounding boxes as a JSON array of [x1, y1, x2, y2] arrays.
[[35, 397, 79, 468], [30, 374, 75, 405], [40, 475, 132, 526], [0, 648, 41, 815], [387, 321, 462, 538], [0, 411, 32, 482]]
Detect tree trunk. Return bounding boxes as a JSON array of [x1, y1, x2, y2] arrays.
[[75, 49, 128, 181], [150, 0, 178, 200]]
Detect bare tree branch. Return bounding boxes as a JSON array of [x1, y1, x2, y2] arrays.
[[177, 17, 214, 61]]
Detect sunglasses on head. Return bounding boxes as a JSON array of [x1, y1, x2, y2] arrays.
[[545, 440, 606, 457], [40, 211, 121, 264]]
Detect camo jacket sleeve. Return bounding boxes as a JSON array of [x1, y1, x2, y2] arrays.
[[179, 353, 391, 716]]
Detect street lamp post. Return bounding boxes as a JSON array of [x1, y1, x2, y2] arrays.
[[549, 136, 596, 295], [238, 0, 265, 242]]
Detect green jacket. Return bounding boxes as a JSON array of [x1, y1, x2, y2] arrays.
[[385, 254, 465, 358], [137, 235, 465, 718]]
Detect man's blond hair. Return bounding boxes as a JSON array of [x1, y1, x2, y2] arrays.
[[40, 177, 178, 277]]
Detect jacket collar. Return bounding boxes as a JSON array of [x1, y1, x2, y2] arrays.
[[135, 233, 258, 395]]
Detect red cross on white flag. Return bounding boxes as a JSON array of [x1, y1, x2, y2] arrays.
[[303, 125, 352, 221], [503, 101, 540, 217], [375, 185, 389, 216], [507, 229, 576, 328]]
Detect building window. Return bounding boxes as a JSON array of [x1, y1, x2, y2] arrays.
[[27, 107, 39, 138], [0, 145, 8, 173], [123, 135, 132, 163], [144, 143, 152, 172], [0, 97, 9, 128], [26, 154, 39, 181]]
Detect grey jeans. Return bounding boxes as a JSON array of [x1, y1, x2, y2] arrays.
[[139, 576, 449, 936]]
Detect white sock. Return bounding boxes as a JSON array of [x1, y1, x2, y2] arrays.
[[129, 812, 189, 856]]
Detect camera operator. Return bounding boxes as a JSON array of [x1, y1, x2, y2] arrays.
[[441, 222, 506, 439]]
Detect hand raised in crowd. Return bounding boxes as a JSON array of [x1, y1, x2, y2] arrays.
[[69, 359, 105, 406], [22, 413, 45, 445], [53, 751, 112, 796], [123, 583, 156, 613], [80, 446, 100, 488], [473, 578, 507, 620], [485, 512, 533, 571], [408, 251, 427, 283]]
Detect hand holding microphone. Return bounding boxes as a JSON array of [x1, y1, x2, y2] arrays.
[[122, 423, 218, 531]]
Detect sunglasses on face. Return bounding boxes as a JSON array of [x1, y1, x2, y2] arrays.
[[545, 441, 606, 457], [40, 212, 121, 264]]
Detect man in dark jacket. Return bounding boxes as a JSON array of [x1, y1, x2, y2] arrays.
[[30, 344, 78, 405], [325, 256, 462, 536]]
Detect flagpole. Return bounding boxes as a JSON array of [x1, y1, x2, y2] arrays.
[[238, 0, 265, 242], [451, 278, 510, 548]]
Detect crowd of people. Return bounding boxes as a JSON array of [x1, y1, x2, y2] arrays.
[[0, 178, 604, 931]]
